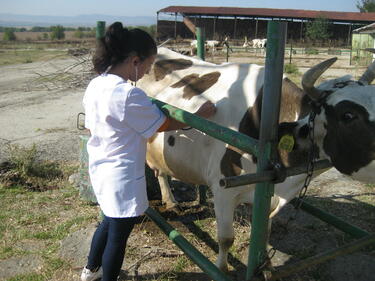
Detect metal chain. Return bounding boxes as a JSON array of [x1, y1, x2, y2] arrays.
[[255, 247, 277, 276], [295, 110, 317, 209], [255, 110, 318, 278], [282, 110, 318, 233]]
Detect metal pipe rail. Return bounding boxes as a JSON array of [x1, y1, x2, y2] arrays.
[[151, 98, 259, 157], [220, 160, 332, 188], [252, 234, 375, 281], [246, 22, 287, 280], [290, 199, 370, 239], [145, 207, 232, 281]]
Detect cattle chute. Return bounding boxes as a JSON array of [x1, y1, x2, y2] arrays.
[[144, 22, 374, 281], [78, 21, 375, 281]]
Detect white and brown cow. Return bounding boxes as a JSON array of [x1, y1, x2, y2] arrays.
[[252, 38, 267, 48], [190, 39, 223, 56], [138, 47, 375, 271]]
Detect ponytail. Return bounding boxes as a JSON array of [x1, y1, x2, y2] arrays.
[[92, 22, 157, 74]]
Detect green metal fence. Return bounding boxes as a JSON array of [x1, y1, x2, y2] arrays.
[[77, 20, 374, 281]]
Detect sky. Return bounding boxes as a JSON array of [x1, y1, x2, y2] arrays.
[[0, 0, 360, 17]]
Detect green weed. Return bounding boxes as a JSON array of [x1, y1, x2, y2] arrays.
[[7, 273, 44, 281], [0, 144, 68, 191], [173, 256, 189, 272], [284, 63, 300, 74]]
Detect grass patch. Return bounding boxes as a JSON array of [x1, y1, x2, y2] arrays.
[[284, 63, 300, 75], [0, 41, 94, 66], [0, 143, 73, 191], [0, 143, 99, 279], [7, 273, 45, 281], [173, 256, 190, 272], [305, 48, 319, 55], [0, 180, 98, 278], [0, 48, 68, 66]]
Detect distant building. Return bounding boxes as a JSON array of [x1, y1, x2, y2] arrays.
[[352, 23, 375, 65], [157, 6, 375, 46]]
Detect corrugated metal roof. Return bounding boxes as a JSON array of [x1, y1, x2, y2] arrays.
[[353, 22, 375, 33], [158, 6, 375, 23]]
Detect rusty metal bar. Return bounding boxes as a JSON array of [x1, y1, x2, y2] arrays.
[[290, 199, 370, 239], [253, 234, 375, 281], [145, 207, 232, 281], [220, 160, 331, 188]]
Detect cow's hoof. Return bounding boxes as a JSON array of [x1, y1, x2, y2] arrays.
[[217, 265, 229, 273], [165, 204, 183, 214]]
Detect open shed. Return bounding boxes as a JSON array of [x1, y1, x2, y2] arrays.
[[157, 6, 375, 47]]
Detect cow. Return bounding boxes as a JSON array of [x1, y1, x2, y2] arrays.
[[137, 47, 375, 271], [284, 55, 375, 183], [190, 39, 223, 56], [243, 36, 250, 48], [251, 38, 267, 49]]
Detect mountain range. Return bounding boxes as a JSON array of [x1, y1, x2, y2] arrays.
[[0, 13, 156, 27]]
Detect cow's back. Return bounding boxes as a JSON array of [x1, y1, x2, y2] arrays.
[[139, 48, 265, 185]]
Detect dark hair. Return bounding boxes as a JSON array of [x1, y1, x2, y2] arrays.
[[93, 22, 157, 74]]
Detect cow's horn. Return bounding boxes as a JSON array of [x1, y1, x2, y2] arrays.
[[302, 57, 337, 101], [359, 49, 375, 85]]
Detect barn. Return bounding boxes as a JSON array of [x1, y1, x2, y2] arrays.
[[156, 6, 375, 47]]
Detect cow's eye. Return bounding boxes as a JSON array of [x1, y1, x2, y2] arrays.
[[341, 112, 356, 123]]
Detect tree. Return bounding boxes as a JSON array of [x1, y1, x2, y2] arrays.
[[31, 26, 50, 32], [50, 25, 65, 40], [357, 0, 375, 12], [74, 29, 84, 39], [130, 25, 157, 38], [305, 16, 331, 43], [3, 28, 16, 41]]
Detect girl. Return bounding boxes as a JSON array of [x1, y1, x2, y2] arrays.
[[81, 22, 216, 281]]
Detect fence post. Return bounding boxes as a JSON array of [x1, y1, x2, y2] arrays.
[[196, 27, 205, 61], [96, 21, 106, 40], [246, 21, 287, 280]]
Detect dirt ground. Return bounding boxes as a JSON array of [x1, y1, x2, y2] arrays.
[[0, 51, 374, 281]]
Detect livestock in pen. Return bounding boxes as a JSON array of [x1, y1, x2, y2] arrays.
[[137, 47, 375, 271], [242, 37, 267, 49], [242, 36, 250, 48], [190, 39, 224, 56], [251, 38, 267, 48]]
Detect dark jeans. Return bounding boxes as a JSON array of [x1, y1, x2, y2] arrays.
[[86, 215, 139, 281]]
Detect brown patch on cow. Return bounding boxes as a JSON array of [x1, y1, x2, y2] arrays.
[[154, 59, 193, 81], [171, 72, 221, 100], [238, 86, 263, 140], [219, 78, 312, 178], [171, 73, 199, 88], [220, 146, 243, 177], [279, 77, 310, 122], [220, 87, 263, 177]]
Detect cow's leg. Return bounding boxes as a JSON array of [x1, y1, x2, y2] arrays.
[[158, 174, 178, 210], [213, 190, 237, 272]]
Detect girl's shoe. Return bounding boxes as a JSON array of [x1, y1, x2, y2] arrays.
[[81, 266, 102, 281]]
